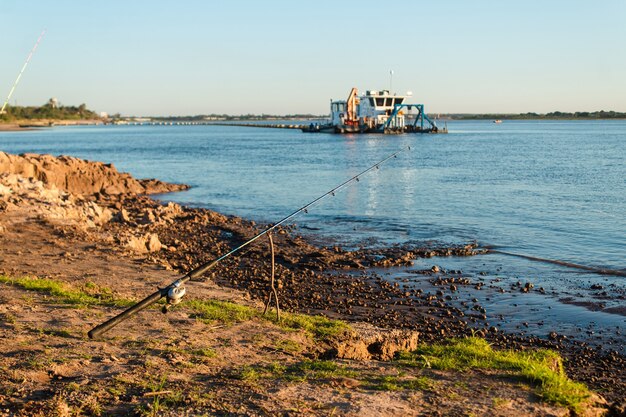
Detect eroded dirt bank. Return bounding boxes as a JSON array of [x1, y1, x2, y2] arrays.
[[0, 151, 188, 197], [0, 152, 623, 416]]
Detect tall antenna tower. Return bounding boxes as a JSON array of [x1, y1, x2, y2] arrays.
[[1, 29, 46, 114]]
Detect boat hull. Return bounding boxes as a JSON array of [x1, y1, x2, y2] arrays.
[[302, 123, 446, 134]]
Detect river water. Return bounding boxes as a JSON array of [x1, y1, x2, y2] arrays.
[[1, 120, 624, 347]]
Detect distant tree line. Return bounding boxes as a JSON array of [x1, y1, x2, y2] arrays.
[[454, 111, 626, 120], [0, 99, 100, 122], [6, 103, 622, 123]]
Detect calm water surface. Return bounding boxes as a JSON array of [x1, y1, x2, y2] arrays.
[[1, 120, 624, 343]]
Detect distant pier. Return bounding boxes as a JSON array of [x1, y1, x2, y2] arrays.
[[110, 121, 305, 129]]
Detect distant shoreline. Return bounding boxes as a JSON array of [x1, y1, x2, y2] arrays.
[[0, 119, 104, 131], [0, 123, 34, 131], [2, 116, 626, 130]]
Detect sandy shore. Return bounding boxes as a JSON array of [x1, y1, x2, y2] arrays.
[[0, 152, 623, 415], [0, 124, 32, 132], [0, 120, 104, 130]]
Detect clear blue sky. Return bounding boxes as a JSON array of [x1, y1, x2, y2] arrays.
[[2, 0, 625, 116]]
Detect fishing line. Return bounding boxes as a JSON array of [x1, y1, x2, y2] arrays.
[[199, 148, 402, 275], [186, 144, 410, 280], [88, 144, 413, 338]]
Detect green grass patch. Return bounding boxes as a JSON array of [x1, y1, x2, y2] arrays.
[[274, 338, 304, 354], [235, 360, 436, 393], [237, 365, 263, 382], [186, 299, 349, 340], [189, 347, 217, 358], [2, 274, 348, 339], [0, 275, 134, 308], [277, 312, 350, 339], [397, 337, 590, 410], [40, 328, 73, 338], [235, 359, 357, 383], [186, 299, 259, 323], [135, 374, 184, 417], [24, 353, 55, 370]]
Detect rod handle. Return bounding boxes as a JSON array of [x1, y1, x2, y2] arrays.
[[88, 289, 164, 339]]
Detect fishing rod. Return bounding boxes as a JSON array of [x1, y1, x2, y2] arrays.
[[88, 144, 412, 338], [1, 29, 46, 114]]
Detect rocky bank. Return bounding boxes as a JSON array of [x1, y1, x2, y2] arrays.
[[0, 151, 188, 197]]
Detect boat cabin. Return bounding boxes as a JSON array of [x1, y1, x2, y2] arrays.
[[330, 90, 410, 130]]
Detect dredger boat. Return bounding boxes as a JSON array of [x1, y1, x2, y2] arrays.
[[302, 88, 446, 134]]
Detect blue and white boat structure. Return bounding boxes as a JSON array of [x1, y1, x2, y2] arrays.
[[302, 88, 446, 134]]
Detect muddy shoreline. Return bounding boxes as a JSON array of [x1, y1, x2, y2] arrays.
[[96, 194, 623, 403], [0, 152, 624, 411]]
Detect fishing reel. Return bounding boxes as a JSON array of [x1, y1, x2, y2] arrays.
[[162, 280, 186, 313]]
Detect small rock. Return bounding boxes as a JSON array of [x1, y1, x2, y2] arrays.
[[113, 208, 131, 223], [138, 209, 156, 225], [125, 235, 148, 253], [146, 234, 162, 252], [331, 377, 361, 388], [0, 183, 13, 196]]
